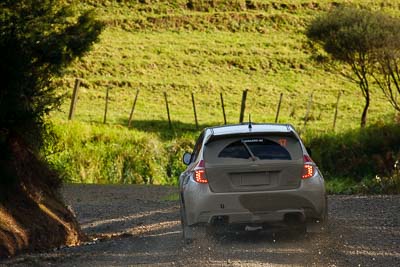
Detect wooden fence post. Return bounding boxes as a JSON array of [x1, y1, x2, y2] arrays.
[[128, 89, 140, 127], [239, 89, 248, 123], [68, 78, 81, 120], [275, 93, 283, 123], [302, 91, 314, 132], [164, 92, 172, 128], [220, 92, 227, 125], [103, 87, 110, 124], [333, 90, 342, 131], [191, 92, 198, 129]]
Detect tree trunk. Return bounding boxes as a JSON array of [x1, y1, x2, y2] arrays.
[[361, 92, 370, 128], [0, 134, 86, 258]]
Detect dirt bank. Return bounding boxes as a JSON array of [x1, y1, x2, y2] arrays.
[[0, 137, 84, 258]]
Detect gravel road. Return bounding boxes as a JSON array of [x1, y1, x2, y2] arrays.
[[2, 184, 399, 267]]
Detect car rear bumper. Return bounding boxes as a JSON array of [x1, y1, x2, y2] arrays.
[[182, 174, 326, 226]]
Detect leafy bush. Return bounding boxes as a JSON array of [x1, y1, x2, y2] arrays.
[[308, 123, 400, 182], [165, 138, 195, 185], [0, 0, 103, 144], [326, 161, 400, 194], [45, 120, 196, 185], [360, 160, 400, 194], [46, 120, 400, 194]]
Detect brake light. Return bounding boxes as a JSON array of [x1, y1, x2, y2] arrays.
[[302, 164, 314, 179], [193, 160, 208, 184], [302, 155, 315, 179], [194, 169, 207, 183]]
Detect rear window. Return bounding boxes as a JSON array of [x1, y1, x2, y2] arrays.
[[205, 135, 302, 162]]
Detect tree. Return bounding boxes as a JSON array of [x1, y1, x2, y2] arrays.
[[0, 0, 103, 150], [372, 21, 400, 112], [0, 0, 103, 257], [306, 7, 400, 127]]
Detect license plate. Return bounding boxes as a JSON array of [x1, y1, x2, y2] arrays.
[[231, 172, 271, 186]]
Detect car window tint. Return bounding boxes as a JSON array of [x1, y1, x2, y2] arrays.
[[207, 135, 302, 162], [190, 131, 205, 163], [245, 139, 291, 160], [218, 140, 250, 159]]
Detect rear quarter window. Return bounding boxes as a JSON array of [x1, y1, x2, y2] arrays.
[[204, 135, 302, 163], [190, 131, 205, 163]]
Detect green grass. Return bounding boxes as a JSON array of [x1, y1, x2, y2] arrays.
[[45, 119, 197, 185], [45, 0, 400, 193], [53, 0, 400, 134], [326, 173, 400, 195]]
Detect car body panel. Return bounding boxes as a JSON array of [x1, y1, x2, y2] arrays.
[[182, 170, 326, 225], [209, 124, 292, 137], [205, 159, 304, 193]]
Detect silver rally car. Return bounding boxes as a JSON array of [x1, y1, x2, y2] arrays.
[[179, 123, 327, 242]]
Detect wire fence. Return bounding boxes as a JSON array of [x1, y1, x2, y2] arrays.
[[66, 78, 352, 134]]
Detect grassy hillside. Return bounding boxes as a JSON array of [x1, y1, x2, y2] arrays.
[[46, 0, 400, 189], [53, 0, 400, 133]]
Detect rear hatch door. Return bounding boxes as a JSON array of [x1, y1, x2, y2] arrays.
[[204, 134, 303, 193]]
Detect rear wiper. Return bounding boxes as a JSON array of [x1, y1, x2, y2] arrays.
[[241, 141, 257, 161]]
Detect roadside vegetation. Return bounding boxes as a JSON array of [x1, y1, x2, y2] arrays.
[[309, 123, 400, 194], [45, 119, 195, 186], [0, 0, 103, 257], [307, 7, 400, 127], [44, 119, 400, 194], [46, 0, 400, 194]]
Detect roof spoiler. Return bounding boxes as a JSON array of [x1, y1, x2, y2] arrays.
[[205, 131, 296, 145]]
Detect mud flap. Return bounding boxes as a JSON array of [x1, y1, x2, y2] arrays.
[[180, 206, 207, 244], [180, 206, 193, 244], [307, 199, 328, 233], [182, 225, 194, 244]]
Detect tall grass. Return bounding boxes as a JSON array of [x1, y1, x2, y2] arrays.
[[45, 120, 196, 185]]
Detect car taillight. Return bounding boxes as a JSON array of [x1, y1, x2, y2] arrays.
[[302, 155, 315, 179], [193, 160, 208, 184]]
